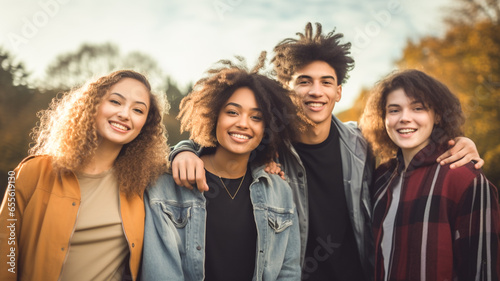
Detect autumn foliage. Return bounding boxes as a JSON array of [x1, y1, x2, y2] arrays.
[[339, 0, 500, 187]]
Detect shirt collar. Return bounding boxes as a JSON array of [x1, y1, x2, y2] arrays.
[[396, 141, 447, 174]]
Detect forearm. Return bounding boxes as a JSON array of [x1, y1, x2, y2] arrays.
[[168, 139, 202, 162]]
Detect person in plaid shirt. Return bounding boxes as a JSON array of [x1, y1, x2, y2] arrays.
[[360, 69, 500, 281]]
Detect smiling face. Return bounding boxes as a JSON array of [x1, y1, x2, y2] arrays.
[[215, 87, 264, 158], [291, 60, 342, 130], [385, 88, 436, 165], [95, 78, 150, 149]]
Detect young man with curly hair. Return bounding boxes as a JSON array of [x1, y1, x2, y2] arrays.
[[169, 23, 483, 281]]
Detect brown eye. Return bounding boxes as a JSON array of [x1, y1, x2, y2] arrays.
[[251, 115, 263, 121]]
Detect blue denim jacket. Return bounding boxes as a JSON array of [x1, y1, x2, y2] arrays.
[[168, 115, 375, 280], [141, 165, 301, 281]]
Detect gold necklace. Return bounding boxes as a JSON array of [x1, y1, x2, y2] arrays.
[[209, 155, 246, 200]]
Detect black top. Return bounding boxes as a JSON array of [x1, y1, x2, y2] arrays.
[[293, 125, 365, 281], [203, 168, 256, 281]]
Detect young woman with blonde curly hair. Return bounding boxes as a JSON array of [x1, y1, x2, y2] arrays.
[[141, 54, 307, 280], [0, 70, 169, 281]]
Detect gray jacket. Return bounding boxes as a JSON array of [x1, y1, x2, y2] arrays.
[[278, 115, 374, 280], [169, 114, 375, 280]]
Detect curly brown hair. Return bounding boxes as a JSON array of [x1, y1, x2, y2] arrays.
[[360, 69, 465, 162], [178, 52, 312, 166], [30, 70, 169, 197], [271, 22, 355, 86]]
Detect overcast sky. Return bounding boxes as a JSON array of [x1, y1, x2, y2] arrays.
[[1, 0, 453, 112]]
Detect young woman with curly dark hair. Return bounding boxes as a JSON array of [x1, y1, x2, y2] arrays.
[[142, 53, 307, 280], [0, 70, 169, 281], [360, 69, 500, 281]]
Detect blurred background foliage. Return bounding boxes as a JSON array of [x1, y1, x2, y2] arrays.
[[1, 0, 499, 194], [339, 0, 500, 188]]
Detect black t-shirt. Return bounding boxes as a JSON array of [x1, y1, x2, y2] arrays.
[[203, 168, 256, 281], [293, 125, 365, 281]]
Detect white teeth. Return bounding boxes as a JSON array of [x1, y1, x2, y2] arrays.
[[307, 102, 324, 108], [110, 122, 128, 131], [230, 133, 250, 140], [398, 129, 416, 134]]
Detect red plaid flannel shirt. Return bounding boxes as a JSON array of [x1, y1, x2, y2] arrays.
[[372, 142, 500, 281]]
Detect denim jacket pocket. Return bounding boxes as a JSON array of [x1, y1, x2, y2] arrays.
[[160, 202, 191, 228], [267, 208, 294, 233]]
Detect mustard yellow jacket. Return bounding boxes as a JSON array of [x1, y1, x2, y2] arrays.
[[0, 156, 145, 281]]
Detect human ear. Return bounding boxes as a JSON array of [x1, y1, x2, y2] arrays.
[[336, 85, 342, 102]]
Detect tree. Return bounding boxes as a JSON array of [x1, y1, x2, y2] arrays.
[[0, 48, 34, 159], [336, 0, 500, 187], [44, 42, 165, 90], [447, 0, 500, 25], [336, 88, 370, 122], [396, 1, 500, 187], [163, 77, 190, 146], [0, 48, 51, 196], [0, 47, 33, 111]]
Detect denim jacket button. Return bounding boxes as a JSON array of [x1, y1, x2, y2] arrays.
[[297, 172, 303, 177], [196, 246, 202, 251]]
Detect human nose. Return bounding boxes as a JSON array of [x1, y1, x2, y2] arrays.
[[117, 106, 130, 120], [236, 115, 249, 129], [307, 81, 323, 96], [399, 109, 411, 123]]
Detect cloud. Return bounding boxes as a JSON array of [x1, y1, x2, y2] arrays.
[[0, 0, 453, 112]]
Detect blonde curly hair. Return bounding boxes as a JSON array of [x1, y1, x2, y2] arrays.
[[30, 70, 169, 197]]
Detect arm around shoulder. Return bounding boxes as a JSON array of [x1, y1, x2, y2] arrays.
[[168, 140, 202, 162], [169, 140, 208, 191]]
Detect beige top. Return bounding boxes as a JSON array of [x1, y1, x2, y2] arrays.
[[60, 169, 128, 281]]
